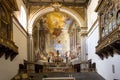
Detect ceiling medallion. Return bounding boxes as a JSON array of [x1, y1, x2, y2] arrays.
[[51, 2, 62, 12]]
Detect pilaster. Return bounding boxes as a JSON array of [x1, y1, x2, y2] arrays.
[[27, 34, 35, 73], [27, 34, 34, 62], [79, 27, 88, 70]]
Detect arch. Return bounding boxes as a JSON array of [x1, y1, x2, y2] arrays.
[[28, 6, 85, 34]]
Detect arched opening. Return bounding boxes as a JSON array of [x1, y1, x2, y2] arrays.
[[28, 5, 85, 34], [28, 4, 87, 72]]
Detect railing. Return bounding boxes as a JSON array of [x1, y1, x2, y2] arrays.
[[43, 77, 75, 80]]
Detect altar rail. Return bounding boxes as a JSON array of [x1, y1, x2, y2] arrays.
[[43, 77, 75, 80], [43, 67, 74, 72]]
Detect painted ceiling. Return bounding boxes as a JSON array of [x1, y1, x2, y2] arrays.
[[42, 11, 73, 37]]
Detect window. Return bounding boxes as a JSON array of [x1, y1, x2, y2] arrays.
[[20, 6, 26, 30], [112, 65, 115, 74]]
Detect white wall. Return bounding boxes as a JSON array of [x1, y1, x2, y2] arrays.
[[0, 56, 19, 80], [87, 0, 120, 80], [87, 23, 99, 61], [13, 18, 28, 61], [15, 0, 27, 30], [96, 54, 120, 80], [87, 0, 98, 30], [0, 18, 27, 80], [87, 26, 120, 79]]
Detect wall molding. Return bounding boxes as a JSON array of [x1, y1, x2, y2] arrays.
[[87, 19, 98, 36]]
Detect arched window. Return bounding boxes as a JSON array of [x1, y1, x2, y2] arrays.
[[20, 6, 26, 30]]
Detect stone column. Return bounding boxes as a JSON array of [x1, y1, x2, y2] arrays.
[[27, 23, 40, 73], [80, 33, 87, 62], [79, 27, 88, 70], [27, 34, 35, 73], [74, 28, 77, 51], [27, 34, 34, 62]]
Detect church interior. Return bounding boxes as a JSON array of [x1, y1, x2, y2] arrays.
[[0, 0, 120, 80]]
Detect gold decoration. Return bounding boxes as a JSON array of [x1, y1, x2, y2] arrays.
[[51, 2, 62, 11], [21, 73, 28, 79]]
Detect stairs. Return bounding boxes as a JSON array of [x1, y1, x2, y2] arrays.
[[29, 72, 105, 80]]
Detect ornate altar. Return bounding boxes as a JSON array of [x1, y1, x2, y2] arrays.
[[43, 62, 74, 72], [95, 0, 120, 59], [52, 55, 63, 64], [43, 54, 74, 72]]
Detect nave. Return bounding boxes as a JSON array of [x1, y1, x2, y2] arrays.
[[11, 60, 104, 80], [1, 0, 120, 80]]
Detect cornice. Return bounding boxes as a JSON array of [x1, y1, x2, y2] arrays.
[[95, 0, 103, 12], [12, 15, 29, 36], [87, 19, 98, 35]]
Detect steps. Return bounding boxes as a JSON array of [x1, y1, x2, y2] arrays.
[[29, 72, 105, 80]]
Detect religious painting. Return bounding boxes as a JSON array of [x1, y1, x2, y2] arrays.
[[70, 45, 81, 60]]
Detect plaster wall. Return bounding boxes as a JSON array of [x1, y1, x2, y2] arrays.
[[87, 0, 120, 80], [0, 18, 27, 80]]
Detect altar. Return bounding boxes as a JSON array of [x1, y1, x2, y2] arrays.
[[43, 62, 74, 72], [42, 50, 74, 72], [43, 77, 75, 80]]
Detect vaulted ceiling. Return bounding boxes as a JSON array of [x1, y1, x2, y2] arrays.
[[23, 0, 90, 7]]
